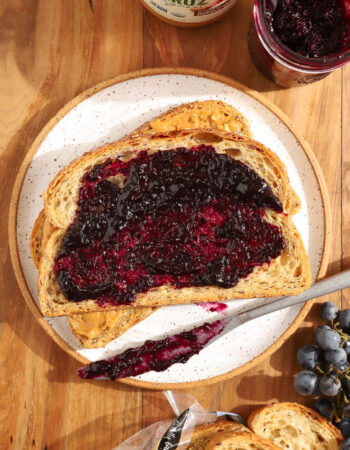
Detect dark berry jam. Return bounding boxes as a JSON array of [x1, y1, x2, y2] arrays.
[[197, 302, 228, 313], [268, 0, 350, 58], [54, 146, 285, 306], [77, 317, 231, 380]]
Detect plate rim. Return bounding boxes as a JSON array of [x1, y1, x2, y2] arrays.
[[9, 67, 332, 390]]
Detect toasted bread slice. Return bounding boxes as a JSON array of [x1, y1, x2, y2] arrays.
[[248, 402, 343, 449], [130, 100, 252, 138], [204, 431, 281, 450], [186, 421, 250, 450]]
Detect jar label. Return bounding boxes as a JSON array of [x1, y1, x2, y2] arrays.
[[142, 0, 237, 23]]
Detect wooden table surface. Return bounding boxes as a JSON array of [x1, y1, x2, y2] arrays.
[[1, 0, 349, 448]]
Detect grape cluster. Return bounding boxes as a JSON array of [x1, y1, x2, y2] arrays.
[[294, 302, 350, 447]]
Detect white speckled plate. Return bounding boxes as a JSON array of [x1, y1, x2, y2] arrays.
[[9, 68, 330, 389]]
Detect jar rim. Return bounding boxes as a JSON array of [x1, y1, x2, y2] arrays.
[[254, 0, 350, 71]]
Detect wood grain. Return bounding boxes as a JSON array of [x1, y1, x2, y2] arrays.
[[0, 0, 348, 448]]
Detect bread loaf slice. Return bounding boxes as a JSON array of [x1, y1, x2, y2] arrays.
[[38, 130, 310, 316], [186, 421, 250, 450], [204, 431, 281, 450], [130, 100, 252, 138], [248, 402, 343, 449]]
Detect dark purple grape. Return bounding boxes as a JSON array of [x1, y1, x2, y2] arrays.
[[320, 302, 338, 321], [342, 341, 350, 355], [343, 404, 350, 418], [325, 347, 348, 369], [297, 344, 321, 370], [340, 437, 350, 450], [314, 327, 341, 351], [319, 374, 341, 396], [294, 371, 319, 396], [340, 310, 350, 330], [337, 418, 350, 437], [314, 397, 334, 420], [342, 378, 350, 396], [314, 324, 331, 341]]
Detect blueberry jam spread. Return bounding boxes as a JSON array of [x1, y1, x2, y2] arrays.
[[54, 145, 285, 306], [267, 0, 350, 58], [77, 317, 231, 380]]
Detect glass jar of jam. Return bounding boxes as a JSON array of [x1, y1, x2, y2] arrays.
[[248, 0, 350, 87], [140, 0, 238, 27]]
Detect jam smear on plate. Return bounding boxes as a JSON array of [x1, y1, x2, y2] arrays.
[[54, 145, 285, 306], [197, 302, 228, 313], [77, 317, 231, 380], [268, 0, 350, 58]]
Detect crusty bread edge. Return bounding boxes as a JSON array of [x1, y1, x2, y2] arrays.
[[248, 402, 343, 443], [204, 430, 281, 450]]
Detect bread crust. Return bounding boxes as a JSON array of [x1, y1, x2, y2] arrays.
[[30, 209, 46, 269], [248, 402, 343, 449], [204, 430, 281, 449], [186, 420, 249, 450]]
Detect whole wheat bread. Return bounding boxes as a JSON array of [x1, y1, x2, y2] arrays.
[[204, 430, 281, 450], [248, 402, 342, 449]]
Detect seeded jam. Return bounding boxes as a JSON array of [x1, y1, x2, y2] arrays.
[[54, 145, 285, 306], [77, 317, 231, 380], [268, 0, 350, 58]]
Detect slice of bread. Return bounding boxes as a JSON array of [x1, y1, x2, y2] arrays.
[[186, 421, 250, 450], [37, 130, 310, 316], [204, 431, 281, 450], [248, 402, 343, 449], [130, 100, 252, 138], [43, 130, 300, 229]]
